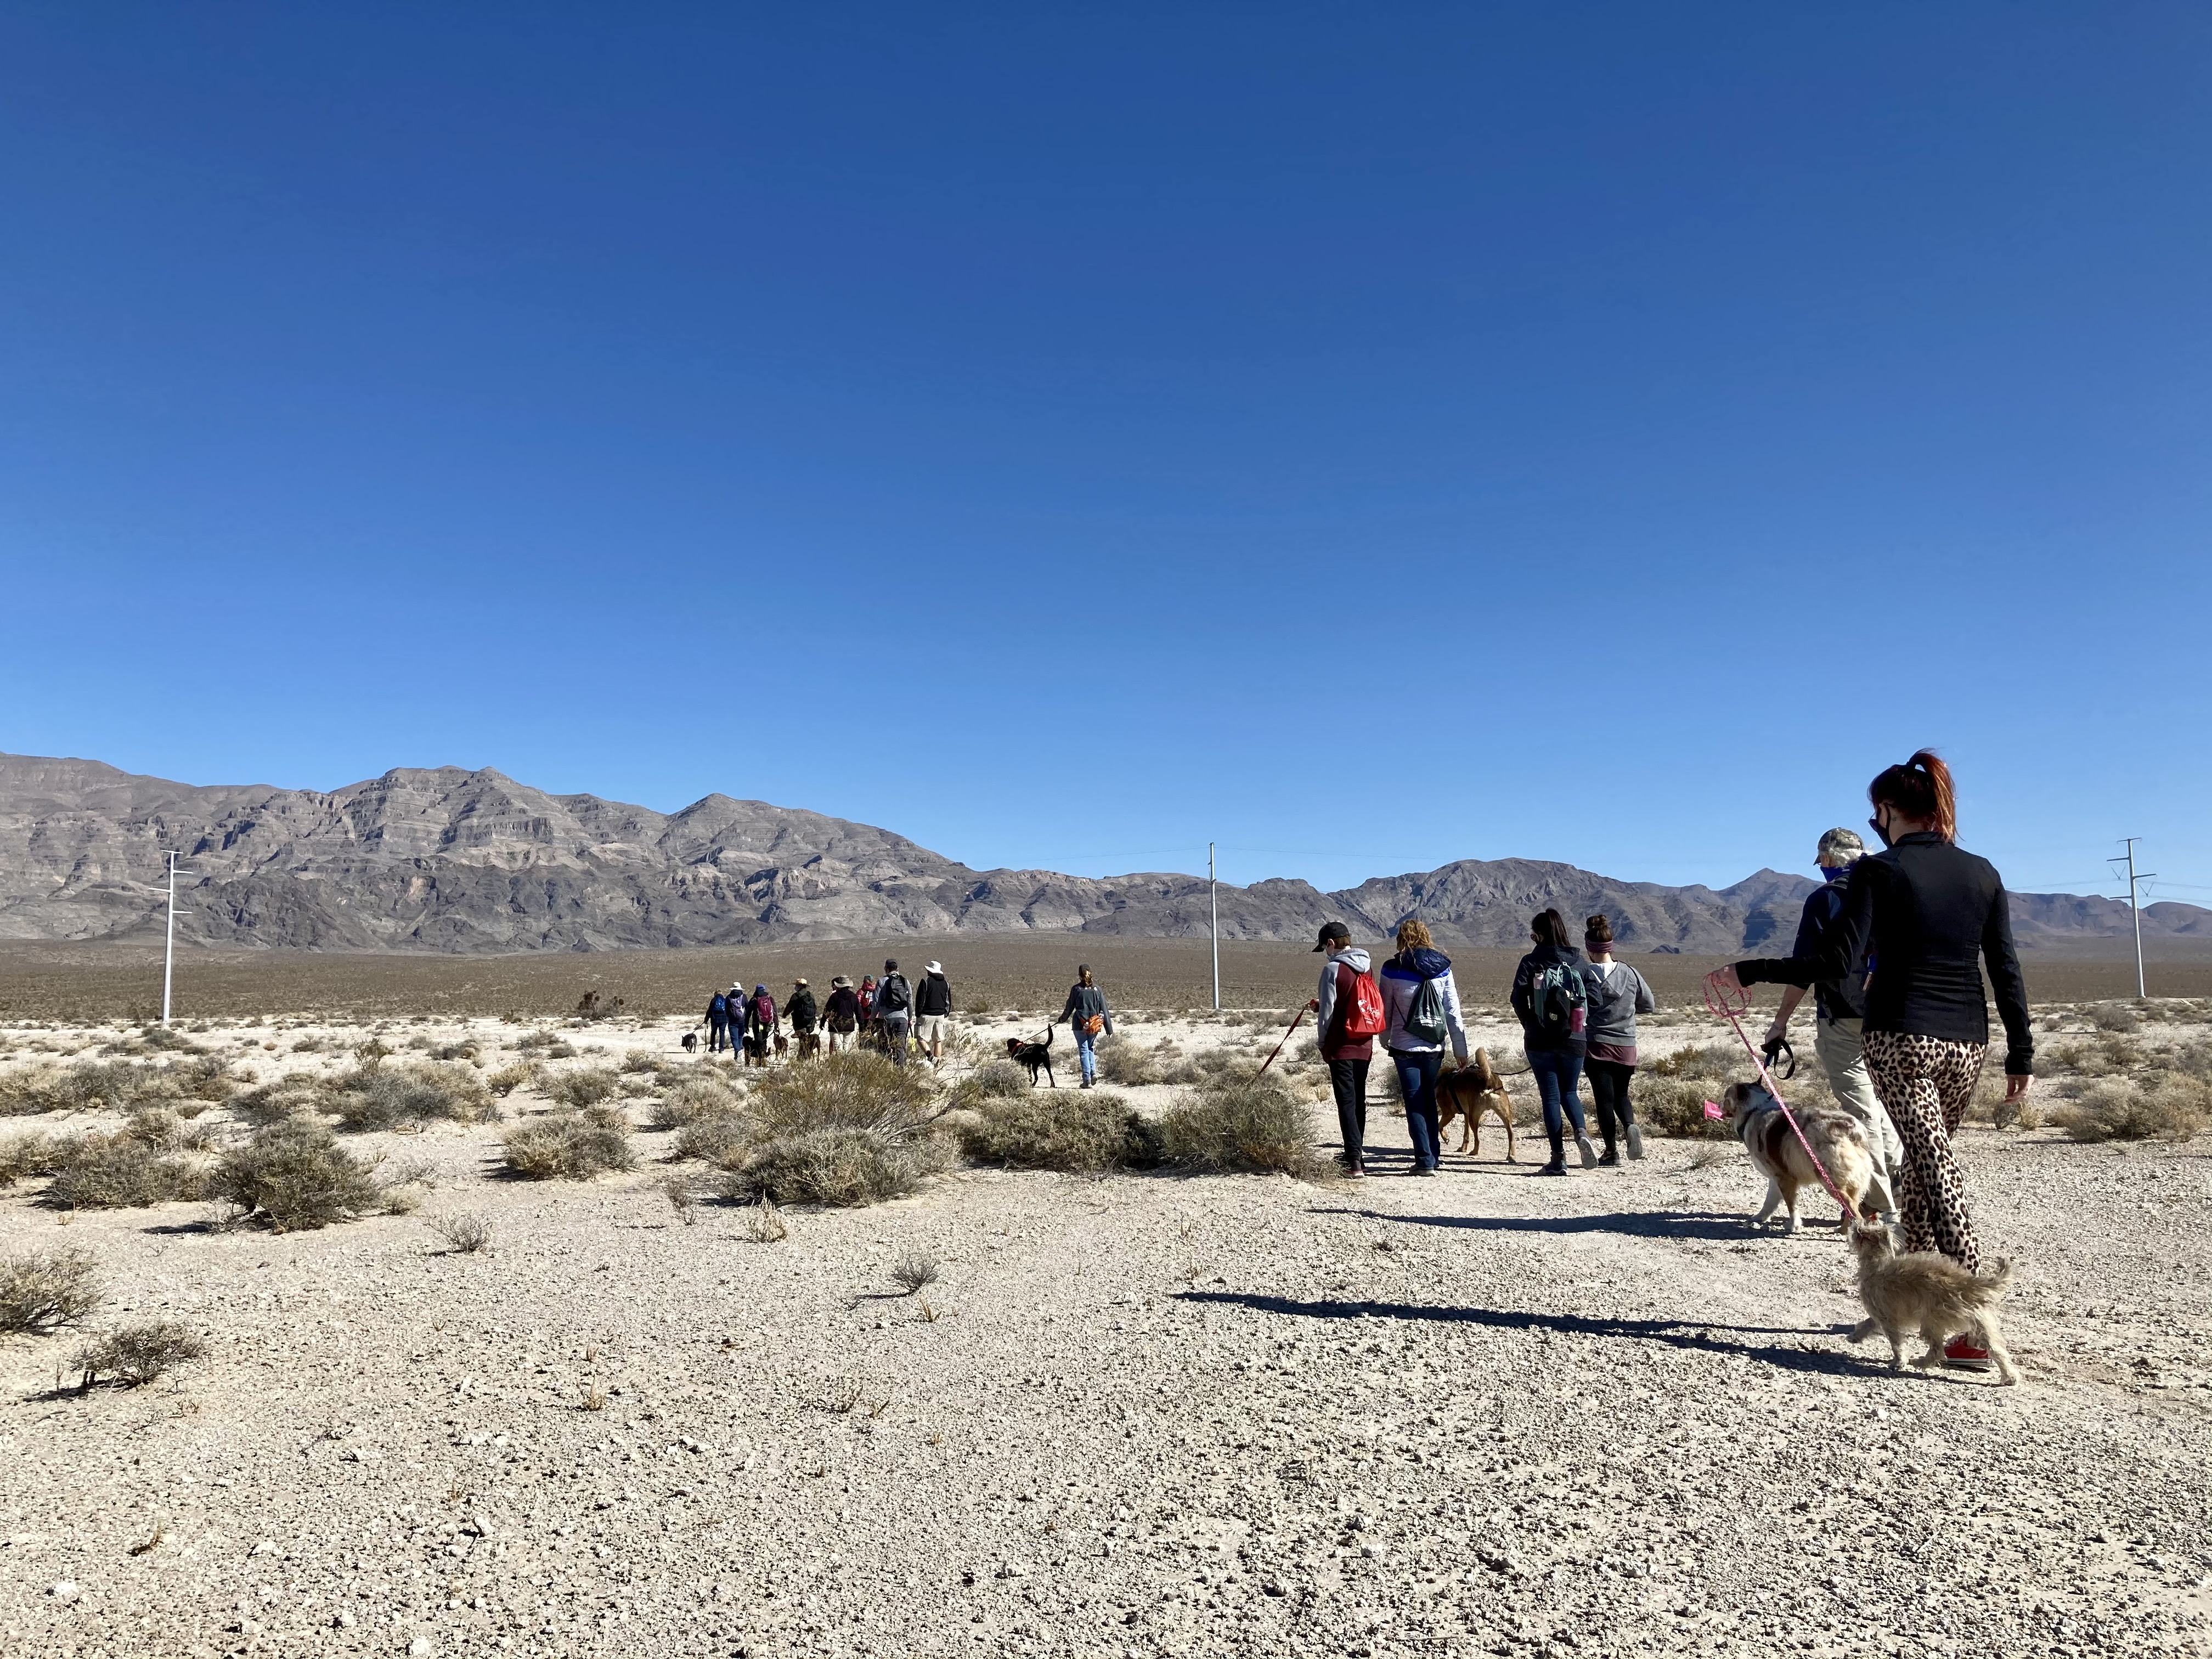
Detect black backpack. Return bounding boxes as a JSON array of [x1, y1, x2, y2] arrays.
[[877, 973, 911, 1013], [1529, 960, 1587, 1042]]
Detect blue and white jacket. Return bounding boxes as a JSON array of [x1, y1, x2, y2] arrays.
[[1378, 946, 1470, 1060]]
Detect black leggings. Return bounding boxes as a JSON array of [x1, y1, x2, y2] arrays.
[[1585, 1059, 1637, 1151]]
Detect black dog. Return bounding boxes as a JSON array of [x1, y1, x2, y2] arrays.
[[681, 1030, 699, 1054], [1005, 1028, 1056, 1088]]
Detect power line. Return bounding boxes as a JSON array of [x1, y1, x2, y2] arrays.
[[2109, 839, 2154, 1001]]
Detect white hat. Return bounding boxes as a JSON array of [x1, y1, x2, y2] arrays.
[[925, 961, 943, 974]]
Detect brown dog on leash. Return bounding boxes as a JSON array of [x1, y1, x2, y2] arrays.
[[1435, 1048, 1516, 1160]]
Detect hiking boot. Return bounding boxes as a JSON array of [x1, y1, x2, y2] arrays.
[[1626, 1124, 1645, 1160], [1596, 1149, 1621, 1168], [1575, 1133, 1599, 1170], [1942, 1335, 1994, 1370], [1344, 1163, 1367, 1180], [1534, 1159, 1567, 1177], [1411, 1164, 1437, 1177]]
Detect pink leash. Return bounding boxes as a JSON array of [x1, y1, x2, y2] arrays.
[[1702, 973, 1864, 1223]]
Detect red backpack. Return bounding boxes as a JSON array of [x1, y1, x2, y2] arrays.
[[1341, 969, 1387, 1039]]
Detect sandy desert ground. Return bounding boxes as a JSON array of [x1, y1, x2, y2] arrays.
[[2, 997, 2209, 1659]]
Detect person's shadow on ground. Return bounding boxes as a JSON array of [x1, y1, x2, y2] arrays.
[[1174, 1288, 1866, 1378], [1307, 1205, 1771, 1243]]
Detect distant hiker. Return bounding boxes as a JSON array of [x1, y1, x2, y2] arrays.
[[743, 984, 779, 1066], [1718, 752, 2032, 1373], [1310, 922, 1384, 1177], [874, 960, 913, 1066], [1580, 915, 1655, 1166], [704, 985, 736, 1054], [1057, 966, 1114, 1087], [823, 976, 862, 1053], [1378, 919, 1470, 1176], [1511, 910, 1599, 1176], [914, 961, 953, 1066], [1756, 828, 1906, 1220], [788, 979, 820, 1059], [858, 975, 878, 1034]]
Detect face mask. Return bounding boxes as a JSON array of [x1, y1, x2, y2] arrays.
[[1820, 864, 1849, 882], [1868, 814, 1894, 850]]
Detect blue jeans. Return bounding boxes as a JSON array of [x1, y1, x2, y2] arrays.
[[1075, 1028, 1099, 1082], [1528, 1047, 1588, 1159], [1392, 1050, 1444, 1169]]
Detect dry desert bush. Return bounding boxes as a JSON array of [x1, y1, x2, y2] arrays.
[[891, 1251, 940, 1294], [45, 1135, 210, 1210], [501, 1104, 637, 1180], [2091, 1001, 2143, 1034], [327, 1062, 497, 1132], [956, 1087, 1160, 1173], [0, 1055, 232, 1118], [737, 1199, 788, 1243], [1096, 1037, 1165, 1087], [0, 1248, 103, 1333], [1156, 1076, 1322, 1177], [428, 1212, 494, 1254], [72, 1321, 205, 1390], [2053, 1077, 2209, 1143], [546, 1066, 621, 1110], [211, 1120, 383, 1231], [944, 1059, 1028, 1111], [719, 1126, 949, 1207], [653, 1070, 744, 1130], [709, 1052, 950, 1207], [484, 1061, 538, 1097]]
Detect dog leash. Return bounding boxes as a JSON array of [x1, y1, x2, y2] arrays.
[[1255, 1006, 1308, 1076], [1702, 973, 1863, 1222]]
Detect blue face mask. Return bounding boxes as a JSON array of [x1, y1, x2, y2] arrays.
[[1820, 864, 1850, 882]]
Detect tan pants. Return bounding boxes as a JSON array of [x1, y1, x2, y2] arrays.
[[1815, 1015, 1903, 1217]]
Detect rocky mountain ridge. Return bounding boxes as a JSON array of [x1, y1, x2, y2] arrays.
[[2, 753, 2200, 955]]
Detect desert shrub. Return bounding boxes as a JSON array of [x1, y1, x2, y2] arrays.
[[1096, 1038, 1164, 1087], [717, 1126, 947, 1207], [0, 1132, 64, 1187], [1639, 1076, 1730, 1139], [515, 1029, 561, 1050], [2053, 1077, 2209, 1143], [748, 1052, 938, 1139], [501, 1105, 637, 1180], [327, 1062, 495, 1132], [211, 1120, 382, 1230], [72, 1321, 205, 1389], [673, 1112, 753, 1166], [652, 1070, 743, 1131], [957, 1088, 1160, 1173], [546, 1066, 620, 1110], [428, 1212, 493, 1254], [0, 1248, 103, 1333], [1156, 1076, 1321, 1177], [1, 1059, 161, 1116], [944, 1059, 1029, 1111], [543, 1042, 578, 1060], [620, 1052, 662, 1075], [2091, 1002, 2142, 1034], [227, 1074, 327, 1127], [892, 1251, 940, 1294], [737, 1199, 788, 1242], [430, 1041, 480, 1062], [46, 1136, 210, 1210], [485, 1061, 538, 1097], [1647, 1044, 1735, 1081]]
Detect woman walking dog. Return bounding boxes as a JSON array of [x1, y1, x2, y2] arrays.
[[1378, 919, 1470, 1176], [1580, 915, 1655, 1165], [1058, 966, 1114, 1087], [1714, 752, 2032, 1367]]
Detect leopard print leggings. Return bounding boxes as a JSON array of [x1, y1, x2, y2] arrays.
[[1861, 1030, 1986, 1270]]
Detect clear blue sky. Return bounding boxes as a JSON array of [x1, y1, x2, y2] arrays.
[[4, 4, 2208, 904]]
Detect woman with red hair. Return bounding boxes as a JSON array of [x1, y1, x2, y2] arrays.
[[1710, 753, 2032, 1365]]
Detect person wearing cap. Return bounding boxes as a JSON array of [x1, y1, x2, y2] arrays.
[[787, 978, 820, 1060], [874, 958, 913, 1064], [1758, 827, 1905, 1220], [823, 976, 862, 1053], [1056, 965, 1114, 1087], [1309, 922, 1376, 1176], [913, 961, 953, 1066]]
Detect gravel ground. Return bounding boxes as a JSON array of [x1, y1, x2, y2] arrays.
[[2, 1012, 2209, 1659]]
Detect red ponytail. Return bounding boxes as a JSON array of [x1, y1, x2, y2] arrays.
[[1868, 749, 1956, 842]]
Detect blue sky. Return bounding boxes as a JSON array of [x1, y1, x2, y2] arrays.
[[3, 4, 2208, 904]]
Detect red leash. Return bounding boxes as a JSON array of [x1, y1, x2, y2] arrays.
[[1702, 973, 1863, 1222]]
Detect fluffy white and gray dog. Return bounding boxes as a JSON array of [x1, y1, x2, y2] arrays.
[[1847, 1219, 2021, 1384], [1721, 1079, 1875, 1232]]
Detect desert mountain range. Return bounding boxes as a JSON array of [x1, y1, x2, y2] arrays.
[[1, 753, 2200, 955]]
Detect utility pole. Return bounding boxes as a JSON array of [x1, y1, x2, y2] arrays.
[[1209, 842, 1220, 1012], [160, 850, 194, 1025], [2111, 838, 2153, 1001]]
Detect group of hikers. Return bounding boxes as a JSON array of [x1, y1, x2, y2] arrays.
[[1312, 751, 2030, 1369], [700, 957, 957, 1067]]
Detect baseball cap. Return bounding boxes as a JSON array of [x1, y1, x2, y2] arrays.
[[1313, 922, 1351, 952]]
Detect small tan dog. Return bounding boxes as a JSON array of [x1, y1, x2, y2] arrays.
[[1847, 1220, 2021, 1384], [1435, 1049, 1516, 1160], [1722, 1080, 1874, 1232]]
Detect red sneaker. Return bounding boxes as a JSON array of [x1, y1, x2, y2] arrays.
[[1943, 1335, 1993, 1370]]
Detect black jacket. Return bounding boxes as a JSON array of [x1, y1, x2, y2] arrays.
[[1791, 870, 1869, 1023], [823, 987, 861, 1029], [1059, 984, 1113, 1036], [786, 988, 819, 1031], [1510, 944, 1589, 1056], [913, 972, 952, 1017], [1736, 833, 2033, 1075]]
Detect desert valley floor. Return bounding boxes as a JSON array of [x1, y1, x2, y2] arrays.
[[1, 969, 2208, 1659]]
